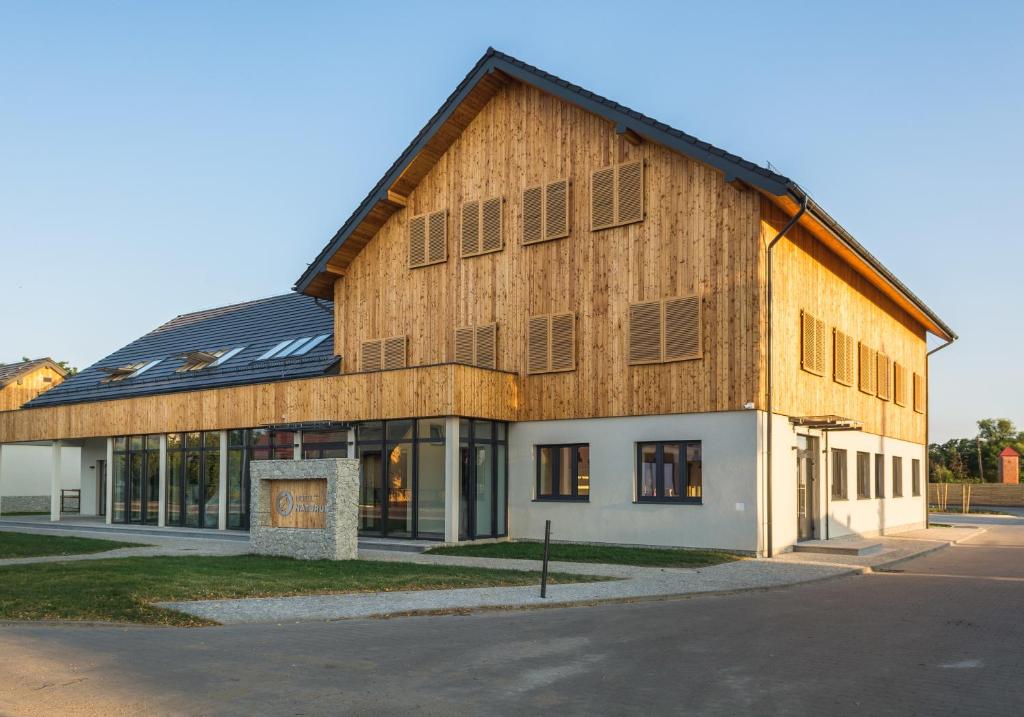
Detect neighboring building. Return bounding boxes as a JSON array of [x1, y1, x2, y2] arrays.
[[0, 358, 80, 513], [0, 49, 955, 553], [999, 447, 1020, 484]]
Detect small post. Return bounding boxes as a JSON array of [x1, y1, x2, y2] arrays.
[[540, 519, 551, 598]]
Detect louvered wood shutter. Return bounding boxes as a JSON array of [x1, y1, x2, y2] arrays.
[[800, 311, 825, 376], [461, 201, 479, 257], [833, 330, 854, 386], [523, 179, 571, 245], [913, 372, 925, 413], [894, 363, 908, 406], [527, 313, 575, 374], [409, 210, 447, 268], [876, 353, 892, 400], [590, 160, 644, 231], [628, 301, 662, 364], [461, 197, 502, 257], [454, 324, 497, 369], [858, 343, 877, 395], [454, 326, 474, 365], [361, 340, 383, 372], [663, 295, 702, 361], [382, 336, 407, 370]]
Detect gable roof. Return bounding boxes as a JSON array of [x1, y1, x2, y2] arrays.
[[26, 293, 337, 408], [294, 47, 955, 342], [1000, 446, 1019, 457], [0, 358, 66, 389]]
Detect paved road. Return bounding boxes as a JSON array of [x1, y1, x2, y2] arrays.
[[1, 516, 1022, 717]]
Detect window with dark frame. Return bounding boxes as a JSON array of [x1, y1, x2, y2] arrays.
[[636, 441, 702, 503], [875, 453, 886, 499], [912, 458, 921, 497], [893, 456, 904, 497], [856, 451, 871, 499], [302, 429, 349, 459], [831, 449, 848, 500], [536, 444, 590, 500]]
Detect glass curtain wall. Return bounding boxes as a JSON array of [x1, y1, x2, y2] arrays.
[[302, 429, 348, 458], [459, 419, 508, 540], [226, 430, 248, 529], [165, 431, 221, 529], [112, 435, 161, 524]]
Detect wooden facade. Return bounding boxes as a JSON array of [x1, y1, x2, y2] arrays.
[[0, 73, 946, 447], [0, 361, 65, 412]]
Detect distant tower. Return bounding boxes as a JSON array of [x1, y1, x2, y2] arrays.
[[998, 447, 1020, 484]]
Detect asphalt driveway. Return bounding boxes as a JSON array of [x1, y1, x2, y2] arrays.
[[1, 515, 1022, 716]]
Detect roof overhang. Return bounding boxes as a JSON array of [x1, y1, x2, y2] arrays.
[[790, 415, 864, 431]]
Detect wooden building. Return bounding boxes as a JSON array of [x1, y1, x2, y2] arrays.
[[0, 50, 955, 554]]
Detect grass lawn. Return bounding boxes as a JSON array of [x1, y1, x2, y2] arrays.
[[0, 531, 142, 559], [0, 555, 602, 626], [428, 541, 742, 568]]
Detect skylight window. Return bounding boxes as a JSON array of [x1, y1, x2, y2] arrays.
[[293, 334, 330, 356], [276, 337, 313, 358], [132, 359, 162, 377], [100, 363, 145, 383], [258, 340, 292, 361], [210, 346, 245, 367]]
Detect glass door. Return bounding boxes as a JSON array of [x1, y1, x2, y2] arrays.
[[359, 450, 383, 532]]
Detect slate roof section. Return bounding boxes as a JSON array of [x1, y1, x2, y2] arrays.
[[26, 294, 337, 408], [293, 47, 955, 341], [0, 358, 67, 389]]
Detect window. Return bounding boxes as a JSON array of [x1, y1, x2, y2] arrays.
[[628, 296, 702, 364], [857, 451, 871, 499], [913, 373, 926, 413], [176, 349, 229, 372], [833, 330, 855, 386], [527, 313, 575, 374], [408, 209, 447, 268], [636, 441, 702, 503], [250, 429, 295, 460], [831, 449, 848, 500], [858, 343, 877, 395], [912, 458, 921, 497], [454, 323, 498, 369], [893, 363, 908, 406], [460, 196, 503, 257], [100, 361, 155, 383], [536, 444, 590, 500], [876, 353, 892, 401], [302, 429, 349, 459], [360, 336, 407, 372], [522, 179, 570, 245], [892, 456, 904, 497], [875, 453, 886, 498], [800, 311, 825, 376], [591, 160, 644, 230]]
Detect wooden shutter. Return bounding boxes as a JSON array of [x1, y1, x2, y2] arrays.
[[858, 343, 877, 395], [527, 315, 550, 374], [409, 210, 446, 268], [523, 179, 571, 245], [454, 326, 474, 365], [629, 296, 702, 365], [527, 313, 575, 373], [893, 362, 908, 406], [876, 353, 892, 400], [628, 301, 662, 365], [663, 295, 702, 361], [833, 329, 854, 386], [382, 336, 407, 370], [591, 160, 644, 231], [461, 197, 502, 257], [800, 311, 825, 376], [360, 340, 383, 372], [460, 201, 479, 256], [454, 323, 497, 369], [913, 372, 925, 413]]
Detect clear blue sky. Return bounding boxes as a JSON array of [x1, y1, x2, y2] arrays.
[[1, 1, 1021, 442]]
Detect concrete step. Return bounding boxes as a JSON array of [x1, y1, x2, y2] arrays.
[[792, 539, 883, 556]]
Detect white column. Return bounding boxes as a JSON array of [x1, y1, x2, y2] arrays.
[[293, 430, 303, 460], [50, 440, 63, 521], [105, 438, 114, 524], [347, 428, 357, 459], [157, 435, 168, 527], [218, 430, 228, 530], [444, 416, 460, 543]]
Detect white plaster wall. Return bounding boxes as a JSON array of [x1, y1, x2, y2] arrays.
[[78, 439, 107, 516], [508, 411, 760, 551], [769, 415, 926, 552], [0, 445, 81, 497]]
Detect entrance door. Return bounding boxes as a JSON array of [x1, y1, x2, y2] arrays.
[[459, 447, 474, 540], [359, 451, 384, 533], [796, 435, 818, 541]]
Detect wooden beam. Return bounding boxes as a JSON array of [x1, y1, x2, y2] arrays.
[[615, 124, 643, 146], [386, 189, 408, 207]]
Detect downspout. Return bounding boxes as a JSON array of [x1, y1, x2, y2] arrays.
[[765, 194, 808, 557], [924, 337, 954, 528]]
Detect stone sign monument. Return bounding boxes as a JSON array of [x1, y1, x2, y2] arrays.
[[249, 458, 359, 560]]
